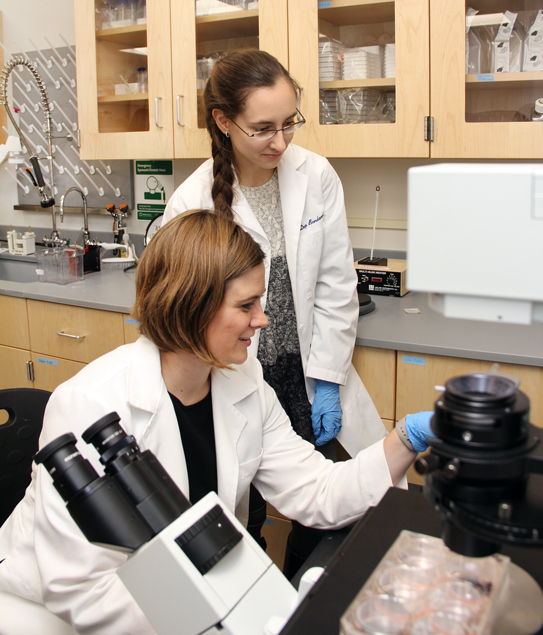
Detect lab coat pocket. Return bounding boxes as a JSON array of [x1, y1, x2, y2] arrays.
[[237, 451, 263, 485], [298, 227, 324, 300]]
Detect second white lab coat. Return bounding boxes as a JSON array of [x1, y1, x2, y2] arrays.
[[0, 337, 393, 634], [163, 144, 386, 454]]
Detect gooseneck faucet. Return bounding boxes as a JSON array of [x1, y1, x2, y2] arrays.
[[59, 187, 90, 246], [0, 56, 65, 245]]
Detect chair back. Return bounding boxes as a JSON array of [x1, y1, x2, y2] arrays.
[[0, 388, 51, 526]]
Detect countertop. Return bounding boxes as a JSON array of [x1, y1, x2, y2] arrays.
[[356, 293, 543, 367], [1, 255, 542, 367]]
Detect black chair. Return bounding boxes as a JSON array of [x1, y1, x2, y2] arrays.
[[0, 388, 51, 527]]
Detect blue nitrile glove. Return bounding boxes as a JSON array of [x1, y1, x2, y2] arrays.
[[311, 380, 343, 446], [405, 411, 436, 453]]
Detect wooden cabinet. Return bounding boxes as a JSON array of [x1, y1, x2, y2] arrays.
[[352, 345, 396, 420], [395, 350, 543, 428], [0, 298, 132, 393], [170, 0, 288, 158], [27, 300, 124, 364], [75, 0, 174, 160], [430, 0, 543, 158], [289, 0, 543, 159], [354, 345, 543, 485], [289, 0, 430, 158], [75, 0, 543, 159], [75, 0, 288, 160]]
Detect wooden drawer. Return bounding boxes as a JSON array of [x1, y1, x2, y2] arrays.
[[396, 351, 543, 428], [0, 296, 29, 350], [27, 300, 124, 364], [352, 346, 396, 421]]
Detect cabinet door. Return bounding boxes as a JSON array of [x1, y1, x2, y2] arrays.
[[31, 353, 86, 393], [288, 0, 430, 157], [352, 345, 396, 420], [430, 0, 543, 158], [0, 296, 29, 350], [0, 345, 32, 390], [123, 315, 141, 344], [27, 301, 124, 364], [396, 351, 543, 428], [75, 0, 174, 160], [170, 0, 289, 158]]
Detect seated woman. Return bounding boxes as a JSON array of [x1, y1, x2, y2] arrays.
[[0, 210, 432, 635]]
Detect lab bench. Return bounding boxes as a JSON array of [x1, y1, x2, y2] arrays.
[[2, 264, 543, 575]]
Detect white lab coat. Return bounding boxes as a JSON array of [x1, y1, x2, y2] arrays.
[[163, 144, 387, 454], [0, 337, 393, 634]]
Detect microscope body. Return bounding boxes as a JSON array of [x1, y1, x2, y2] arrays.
[[35, 412, 298, 635], [118, 491, 297, 635]]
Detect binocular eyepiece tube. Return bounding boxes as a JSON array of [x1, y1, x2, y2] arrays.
[[35, 412, 191, 552]]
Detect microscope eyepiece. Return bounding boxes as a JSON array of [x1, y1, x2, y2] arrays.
[[35, 433, 100, 503]]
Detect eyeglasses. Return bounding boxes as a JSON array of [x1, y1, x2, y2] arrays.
[[229, 109, 306, 141]]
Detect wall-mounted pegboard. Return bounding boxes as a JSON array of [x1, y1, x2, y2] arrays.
[[2, 37, 133, 213]]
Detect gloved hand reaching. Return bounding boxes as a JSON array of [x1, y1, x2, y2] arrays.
[[311, 380, 343, 446], [405, 411, 436, 453]]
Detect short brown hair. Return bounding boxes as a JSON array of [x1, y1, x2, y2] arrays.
[[132, 209, 265, 366]]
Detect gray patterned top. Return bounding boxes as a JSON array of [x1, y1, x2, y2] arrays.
[[241, 171, 312, 440]]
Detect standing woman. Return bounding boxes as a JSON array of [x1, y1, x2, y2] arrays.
[[162, 49, 386, 576]]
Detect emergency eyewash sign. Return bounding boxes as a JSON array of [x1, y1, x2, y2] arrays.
[[134, 161, 174, 220]]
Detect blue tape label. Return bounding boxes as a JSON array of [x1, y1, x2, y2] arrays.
[[125, 317, 140, 325], [37, 357, 59, 366], [476, 74, 495, 81], [318, 1, 332, 7], [402, 355, 426, 366]]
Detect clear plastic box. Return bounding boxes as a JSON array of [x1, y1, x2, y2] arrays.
[[36, 247, 84, 285], [340, 531, 510, 635]]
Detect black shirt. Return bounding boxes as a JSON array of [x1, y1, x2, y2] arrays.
[[168, 389, 217, 505]]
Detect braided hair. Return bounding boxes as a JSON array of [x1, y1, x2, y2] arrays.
[[204, 49, 300, 219]]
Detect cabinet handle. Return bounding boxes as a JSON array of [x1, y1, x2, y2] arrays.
[[176, 94, 185, 127], [26, 360, 34, 382], [57, 330, 86, 340], [155, 97, 163, 128]]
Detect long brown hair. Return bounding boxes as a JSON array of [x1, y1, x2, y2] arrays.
[[204, 49, 300, 219], [132, 209, 265, 367]]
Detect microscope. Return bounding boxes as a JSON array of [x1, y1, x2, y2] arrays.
[[34, 412, 299, 635]]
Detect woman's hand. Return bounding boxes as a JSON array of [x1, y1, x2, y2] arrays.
[[311, 380, 343, 446], [405, 411, 436, 452]]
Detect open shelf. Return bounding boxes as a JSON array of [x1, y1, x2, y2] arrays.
[[319, 0, 395, 26], [321, 78, 396, 90], [466, 71, 543, 90], [196, 9, 259, 41], [98, 93, 149, 103], [96, 24, 147, 47]]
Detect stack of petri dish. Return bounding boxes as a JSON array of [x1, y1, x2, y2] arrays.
[[319, 37, 343, 81], [342, 46, 382, 80], [319, 89, 339, 124], [340, 531, 509, 635], [384, 43, 396, 78], [337, 88, 381, 124]]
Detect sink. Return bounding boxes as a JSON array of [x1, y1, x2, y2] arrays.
[[0, 257, 39, 283]]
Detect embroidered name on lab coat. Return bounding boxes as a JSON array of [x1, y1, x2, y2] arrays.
[[300, 214, 323, 231]]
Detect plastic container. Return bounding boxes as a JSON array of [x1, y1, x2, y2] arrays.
[[36, 247, 84, 285], [532, 98, 543, 121], [340, 531, 510, 635]]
